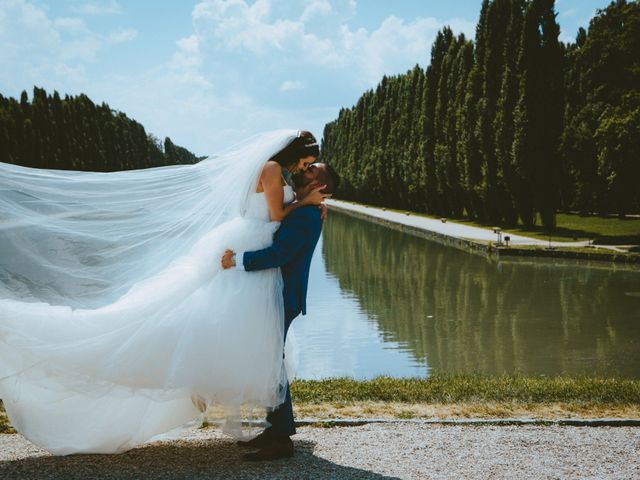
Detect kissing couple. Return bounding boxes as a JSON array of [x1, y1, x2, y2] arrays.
[[0, 130, 338, 459]]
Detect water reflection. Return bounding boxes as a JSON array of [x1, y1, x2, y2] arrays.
[[291, 234, 429, 379], [295, 209, 640, 379]]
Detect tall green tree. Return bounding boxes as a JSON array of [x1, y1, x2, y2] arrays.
[[512, 0, 564, 229], [493, 0, 526, 225], [476, 0, 512, 223], [562, 0, 640, 215], [454, 40, 476, 219], [433, 28, 458, 216], [461, 0, 490, 221]]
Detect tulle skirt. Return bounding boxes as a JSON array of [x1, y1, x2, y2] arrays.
[[0, 217, 287, 455]]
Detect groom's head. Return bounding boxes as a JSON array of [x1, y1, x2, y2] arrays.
[[293, 163, 340, 199]]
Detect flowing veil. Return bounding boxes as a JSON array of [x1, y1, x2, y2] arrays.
[[0, 129, 298, 308], [0, 129, 300, 454]]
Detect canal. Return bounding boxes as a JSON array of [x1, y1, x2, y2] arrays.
[[292, 209, 640, 379]]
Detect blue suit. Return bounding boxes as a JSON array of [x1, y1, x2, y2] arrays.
[[242, 205, 322, 438]]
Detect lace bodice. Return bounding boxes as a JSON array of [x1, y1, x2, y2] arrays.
[[245, 185, 295, 221]]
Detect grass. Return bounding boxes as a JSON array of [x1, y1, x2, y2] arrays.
[[456, 213, 640, 245], [334, 199, 640, 245], [289, 374, 640, 420], [0, 402, 15, 434], [289, 374, 640, 405], [1, 375, 638, 434]]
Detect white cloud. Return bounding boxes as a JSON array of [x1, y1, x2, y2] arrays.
[[193, 0, 305, 55], [0, 0, 137, 91], [300, 0, 332, 23], [176, 34, 200, 55], [122, 0, 476, 151], [53, 17, 90, 34], [188, 0, 474, 83], [107, 28, 137, 44], [70, 0, 122, 16], [280, 80, 304, 91]]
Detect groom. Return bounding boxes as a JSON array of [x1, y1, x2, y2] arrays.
[[221, 162, 340, 461]]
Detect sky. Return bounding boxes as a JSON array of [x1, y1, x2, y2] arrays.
[[0, 0, 613, 155]]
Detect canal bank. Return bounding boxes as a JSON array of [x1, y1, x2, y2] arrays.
[[326, 199, 640, 265]]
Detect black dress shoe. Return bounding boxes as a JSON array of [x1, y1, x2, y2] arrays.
[[243, 437, 294, 461], [236, 429, 274, 449]]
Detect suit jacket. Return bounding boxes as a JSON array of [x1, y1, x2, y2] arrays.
[[242, 206, 322, 317]]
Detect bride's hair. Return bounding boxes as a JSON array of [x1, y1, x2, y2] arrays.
[[269, 130, 320, 168]]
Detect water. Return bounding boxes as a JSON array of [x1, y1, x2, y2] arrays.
[[291, 209, 640, 379]]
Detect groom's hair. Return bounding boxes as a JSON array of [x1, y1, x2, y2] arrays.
[[317, 164, 340, 194]]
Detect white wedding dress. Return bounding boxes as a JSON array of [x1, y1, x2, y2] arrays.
[[0, 130, 298, 455]]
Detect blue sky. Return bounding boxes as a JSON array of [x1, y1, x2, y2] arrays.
[[1, 0, 612, 154]]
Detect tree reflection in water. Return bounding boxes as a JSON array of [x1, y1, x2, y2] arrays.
[[322, 210, 640, 377]]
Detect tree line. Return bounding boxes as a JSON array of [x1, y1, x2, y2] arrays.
[[321, 0, 640, 228], [0, 87, 200, 172]]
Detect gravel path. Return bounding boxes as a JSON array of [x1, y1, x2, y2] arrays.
[[1, 423, 638, 479]]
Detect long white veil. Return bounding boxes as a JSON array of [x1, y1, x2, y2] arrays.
[[0, 129, 300, 454], [0, 129, 298, 308]]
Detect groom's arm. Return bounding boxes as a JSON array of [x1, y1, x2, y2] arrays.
[[240, 209, 321, 272]]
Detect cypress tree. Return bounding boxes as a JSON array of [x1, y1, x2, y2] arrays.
[[494, 0, 526, 225], [433, 28, 458, 216], [476, 0, 512, 223], [512, 0, 563, 229], [423, 28, 454, 214], [462, 0, 490, 221], [454, 40, 476, 219]]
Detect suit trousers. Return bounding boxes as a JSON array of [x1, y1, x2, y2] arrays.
[[265, 309, 298, 438]]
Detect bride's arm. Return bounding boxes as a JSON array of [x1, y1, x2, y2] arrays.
[[261, 162, 324, 221]]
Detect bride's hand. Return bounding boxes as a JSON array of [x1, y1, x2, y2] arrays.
[[301, 185, 331, 206]]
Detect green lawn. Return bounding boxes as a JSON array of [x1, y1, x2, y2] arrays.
[[2, 375, 638, 433], [475, 213, 640, 244], [334, 200, 640, 244], [0, 402, 13, 433], [290, 374, 640, 405]]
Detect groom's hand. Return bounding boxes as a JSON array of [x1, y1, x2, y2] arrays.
[[221, 249, 236, 269]]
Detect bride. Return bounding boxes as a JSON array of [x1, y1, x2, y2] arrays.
[[0, 129, 326, 455]]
